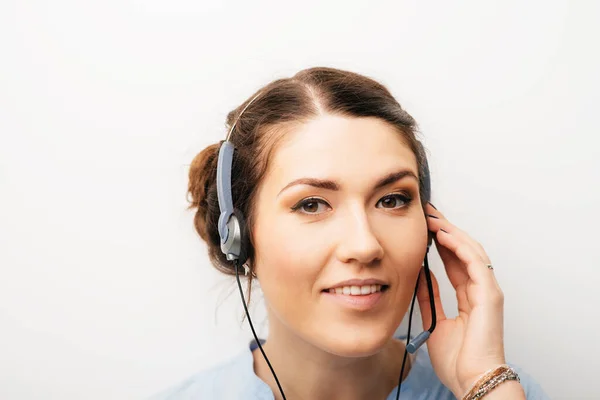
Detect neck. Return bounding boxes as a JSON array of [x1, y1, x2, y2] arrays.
[[252, 323, 411, 400]]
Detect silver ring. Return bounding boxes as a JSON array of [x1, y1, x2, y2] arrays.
[[486, 264, 494, 270]]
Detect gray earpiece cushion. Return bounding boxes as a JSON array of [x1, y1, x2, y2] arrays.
[[232, 208, 250, 267]]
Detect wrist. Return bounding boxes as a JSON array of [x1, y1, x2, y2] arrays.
[[455, 364, 522, 400], [456, 358, 507, 396], [454, 355, 507, 394]]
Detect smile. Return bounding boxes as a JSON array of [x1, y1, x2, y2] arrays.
[[321, 284, 389, 311], [325, 284, 388, 295]]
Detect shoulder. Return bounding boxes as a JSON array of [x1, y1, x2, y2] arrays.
[[148, 348, 272, 400], [148, 358, 236, 400], [399, 345, 455, 399]]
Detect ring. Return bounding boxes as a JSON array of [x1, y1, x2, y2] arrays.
[[486, 264, 494, 270]]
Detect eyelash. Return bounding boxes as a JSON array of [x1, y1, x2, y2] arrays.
[[290, 192, 413, 215]]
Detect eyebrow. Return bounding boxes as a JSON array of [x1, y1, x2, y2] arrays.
[[277, 169, 419, 197]]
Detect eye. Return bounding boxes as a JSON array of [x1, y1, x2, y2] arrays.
[[376, 193, 412, 209], [291, 197, 331, 215]]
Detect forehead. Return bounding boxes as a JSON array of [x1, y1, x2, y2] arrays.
[[264, 115, 418, 191]]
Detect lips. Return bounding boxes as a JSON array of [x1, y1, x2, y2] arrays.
[[321, 282, 388, 311], [325, 284, 388, 295], [323, 278, 389, 295]]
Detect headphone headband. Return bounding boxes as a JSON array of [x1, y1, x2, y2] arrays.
[[216, 91, 263, 262], [225, 91, 263, 142]]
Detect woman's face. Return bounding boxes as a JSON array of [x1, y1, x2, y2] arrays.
[[252, 115, 428, 357]]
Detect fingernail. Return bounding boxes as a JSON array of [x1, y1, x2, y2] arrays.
[[427, 214, 439, 219], [440, 228, 449, 233], [428, 202, 437, 210]]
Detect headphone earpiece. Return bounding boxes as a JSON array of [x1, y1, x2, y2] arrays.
[[232, 208, 250, 267], [421, 153, 433, 248], [220, 211, 242, 261]]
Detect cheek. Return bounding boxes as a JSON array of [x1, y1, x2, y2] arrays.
[[252, 217, 328, 313], [382, 214, 429, 292], [382, 209, 428, 253]]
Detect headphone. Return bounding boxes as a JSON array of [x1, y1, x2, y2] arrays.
[[215, 93, 437, 400]]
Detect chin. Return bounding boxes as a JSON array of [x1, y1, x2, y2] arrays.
[[312, 325, 395, 358]]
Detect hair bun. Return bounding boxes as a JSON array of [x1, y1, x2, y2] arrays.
[[188, 142, 221, 242]]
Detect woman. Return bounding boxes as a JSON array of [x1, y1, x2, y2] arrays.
[[154, 67, 549, 399]]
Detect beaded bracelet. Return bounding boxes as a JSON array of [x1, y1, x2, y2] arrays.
[[461, 364, 521, 400]]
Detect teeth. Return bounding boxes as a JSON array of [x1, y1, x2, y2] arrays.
[[328, 284, 384, 296]]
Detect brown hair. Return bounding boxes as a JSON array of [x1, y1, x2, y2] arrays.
[[188, 67, 428, 284]]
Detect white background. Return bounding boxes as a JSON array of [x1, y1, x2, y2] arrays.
[[1, 1, 598, 399]]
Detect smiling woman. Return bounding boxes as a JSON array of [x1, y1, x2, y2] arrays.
[[151, 67, 549, 400], [249, 115, 428, 362]]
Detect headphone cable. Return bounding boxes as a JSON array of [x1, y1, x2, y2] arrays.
[[235, 261, 287, 399]]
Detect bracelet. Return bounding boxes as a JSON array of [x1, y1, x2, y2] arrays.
[[461, 364, 521, 400]]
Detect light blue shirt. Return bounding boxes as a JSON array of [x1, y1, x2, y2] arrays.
[[151, 337, 549, 399]]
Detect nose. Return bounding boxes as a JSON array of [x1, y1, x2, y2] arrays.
[[335, 208, 384, 266]]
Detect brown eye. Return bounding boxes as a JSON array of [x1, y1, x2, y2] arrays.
[[291, 197, 330, 215], [381, 197, 396, 208], [377, 193, 411, 209], [302, 201, 319, 213]]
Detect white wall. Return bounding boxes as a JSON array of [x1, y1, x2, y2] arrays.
[[1, 1, 598, 399]]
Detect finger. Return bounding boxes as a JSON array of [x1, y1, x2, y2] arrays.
[[425, 204, 489, 261], [432, 238, 470, 290], [426, 207, 490, 265], [425, 204, 498, 289], [434, 228, 495, 288], [427, 222, 501, 293], [416, 268, 447, 330], [431, 222, 489, 264]]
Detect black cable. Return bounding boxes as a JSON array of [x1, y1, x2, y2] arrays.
[[395, 253, 423, 400], [422, 252, 437, 334], [234, 261, 287, 400]]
